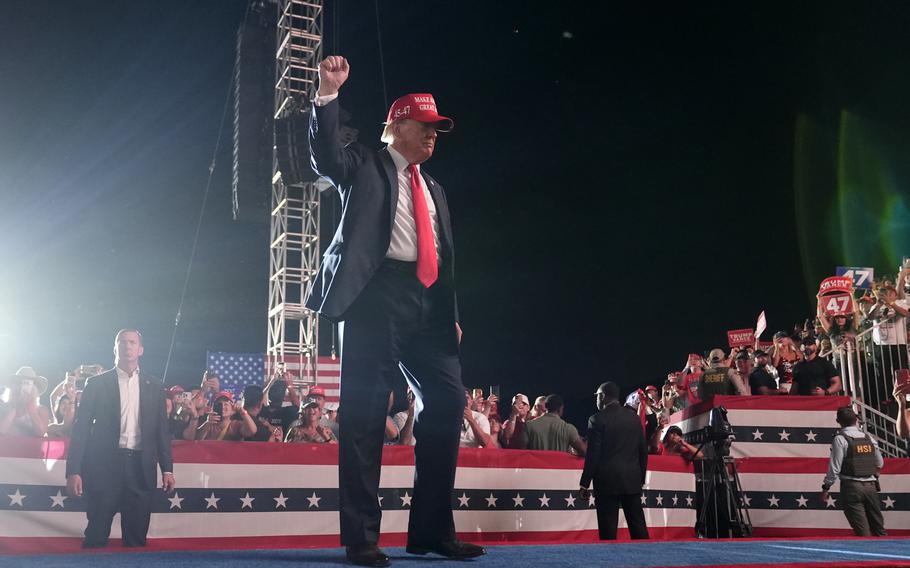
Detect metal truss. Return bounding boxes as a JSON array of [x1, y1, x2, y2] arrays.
[[267, 0, 323, 382]]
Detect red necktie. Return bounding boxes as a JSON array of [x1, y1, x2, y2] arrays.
[[407, 164, 438, 288]]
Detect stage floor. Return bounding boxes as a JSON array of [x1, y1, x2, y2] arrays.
[[7, 538, 910, 568]]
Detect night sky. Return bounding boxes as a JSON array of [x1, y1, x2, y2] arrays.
[[3, 1, 910, 426]]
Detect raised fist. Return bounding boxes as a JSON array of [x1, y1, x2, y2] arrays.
[[318, 55, 350, 96]]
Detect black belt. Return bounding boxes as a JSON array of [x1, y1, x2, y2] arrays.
[[116, 448, 142, 457], [382, 258, 443, 273], [382, 258, 418, 273]]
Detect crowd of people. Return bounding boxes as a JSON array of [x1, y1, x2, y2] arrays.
[[2, 270, 909, 455]]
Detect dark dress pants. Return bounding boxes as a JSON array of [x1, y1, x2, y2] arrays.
[[594, 490, 649, 540], [338, 261, 463, 547], [841, 479, 887, 536], [83, 450, 153, 547]]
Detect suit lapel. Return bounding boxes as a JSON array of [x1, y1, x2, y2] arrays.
[[422, 172, 453, 260], [139, 372, 156, 441], [378, 148, 399, 230], [110, 371, 121, 437]]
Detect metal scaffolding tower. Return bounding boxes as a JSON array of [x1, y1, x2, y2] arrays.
[[267, 0, 323, 381]]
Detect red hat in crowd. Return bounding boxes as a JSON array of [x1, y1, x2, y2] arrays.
[[308, 386, 326, 397], [385, 93, 454, 132], [168, 385, 185, 395], [644, 385, 658, 393], [214, 390, 234, 401]]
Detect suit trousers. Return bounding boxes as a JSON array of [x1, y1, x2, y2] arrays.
[[841, 479, 887, 536], [594, 491, 649, 540], [83, 450, 153, 547], [337, 260, 463, 547]]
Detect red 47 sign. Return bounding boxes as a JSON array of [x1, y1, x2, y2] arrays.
[[823, 293, 854, 316]]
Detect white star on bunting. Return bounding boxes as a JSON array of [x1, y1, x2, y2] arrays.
[[378, 495, 384, 507], [805, 430, 818, 442], [538, 494, 550, 508], [7, 489, 25, 507], [588, 494, 596, 507], [307, 492, 321, 508], [671, 494, 679, 506], [882, 496, 896, 509], [168, 492, 184, 510], [485, 493, 498, 508], [825, 495, 836, 508], [400, 492, 412, 507], [457, 493, 470, 508], [240, 492, 255, 509], [795, 495, 808, 508], [751, 429, 764, 441], [640, 494, 647, 505], [778, 430, 791, 441], [685, 496, 694, 507], [49, 490, 67, 509], [565, 494, 576, 508], [768, 494, 780, 507], [655, 494, 664, 506], [742, 494, 751, 507], [274, 492, 288, 509], [205, 493, 220, 509], [512, 493, 525, 507]]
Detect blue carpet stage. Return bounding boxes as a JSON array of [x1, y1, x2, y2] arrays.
[[7, 538, 910, 568]]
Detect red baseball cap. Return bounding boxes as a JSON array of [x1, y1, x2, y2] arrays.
[[308, 386, 326, 397], [168, 385, 185, 396], [214, 390, 234, 401], [385, 93, 453, 132]]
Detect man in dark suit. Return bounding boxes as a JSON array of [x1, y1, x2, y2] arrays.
[[65, 329, 175, 548], [579, 381, 650, 540], [308, 56, 483, 567]]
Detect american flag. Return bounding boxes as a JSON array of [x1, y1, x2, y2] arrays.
[[205, 352, 340, 402]]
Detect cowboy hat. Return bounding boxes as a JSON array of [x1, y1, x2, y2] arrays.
[[4, 366, 48, 396]]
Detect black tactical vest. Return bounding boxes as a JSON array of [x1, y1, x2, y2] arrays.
[[698, 366, 733, 399], [840, 433, 878, 477]]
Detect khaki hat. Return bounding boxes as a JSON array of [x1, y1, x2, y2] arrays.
[[5, 366, 48, 396]]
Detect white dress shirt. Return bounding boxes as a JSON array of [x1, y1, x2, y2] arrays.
[[313, 91, 441, 263], [384, 146, 441, 262], [116, 366, 142, 450]]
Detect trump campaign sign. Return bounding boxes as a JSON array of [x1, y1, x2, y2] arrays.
[[727, 328, 755, 348]]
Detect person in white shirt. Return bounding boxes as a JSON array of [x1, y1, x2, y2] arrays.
[[867, 279, 909, 393], [307, 56, 483, 565], [65, 329, 175, 548], [460, 390, 492, 448]]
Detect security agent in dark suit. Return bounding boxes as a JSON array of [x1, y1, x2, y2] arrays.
[[579, 381, 650, 540], [308, 56, 483, 566], [65, 329, 175, 548]]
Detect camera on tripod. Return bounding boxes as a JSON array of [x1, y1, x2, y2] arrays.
[[688, 406, 735, 454], [688, 406, 752, 538]]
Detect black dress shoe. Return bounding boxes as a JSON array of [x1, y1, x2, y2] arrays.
[[346, 544, 391, 567], [406, 539, 486, 559]]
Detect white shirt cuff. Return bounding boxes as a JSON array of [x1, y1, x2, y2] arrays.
[[313, 92, 339, 107]]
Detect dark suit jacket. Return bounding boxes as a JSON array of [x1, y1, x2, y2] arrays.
[[580, 403, 648, 495], [66, 369, 173, 490], [306, 98, 458, 322]]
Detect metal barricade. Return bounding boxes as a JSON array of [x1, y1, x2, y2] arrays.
[[825, 317, 907, 457]]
